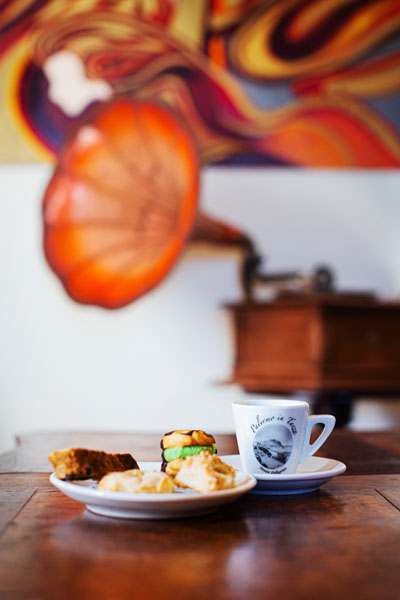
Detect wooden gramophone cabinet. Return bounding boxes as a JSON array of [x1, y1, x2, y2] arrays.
[[227, 294, 400, 425]]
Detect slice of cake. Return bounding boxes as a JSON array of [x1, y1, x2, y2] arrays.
[[174, 451, 236, 493], [48, 447, 139, 480]]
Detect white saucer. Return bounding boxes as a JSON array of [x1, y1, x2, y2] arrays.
[[49, 461, 256, 519], [221, 455, 346, 495]]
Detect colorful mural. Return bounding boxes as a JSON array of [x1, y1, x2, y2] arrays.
[[1, 0, 400, 167]]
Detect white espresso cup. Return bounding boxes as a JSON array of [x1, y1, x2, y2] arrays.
[[232, 398, 336, 475]]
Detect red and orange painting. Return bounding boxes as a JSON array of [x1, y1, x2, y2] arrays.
[[1, 0, 400, 167]]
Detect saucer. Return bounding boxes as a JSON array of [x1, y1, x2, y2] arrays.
[[221, 455, 346, 495]]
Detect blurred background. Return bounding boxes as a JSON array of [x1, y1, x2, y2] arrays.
[[1, 0, 400, 453]]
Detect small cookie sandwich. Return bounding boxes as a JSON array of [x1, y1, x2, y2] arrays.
[[160, 430, 217, 476]]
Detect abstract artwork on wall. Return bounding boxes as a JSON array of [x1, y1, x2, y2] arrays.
[[1, 0, 400, 167]]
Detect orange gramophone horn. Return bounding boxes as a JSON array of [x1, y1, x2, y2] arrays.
[[43, 98, 199, 309]]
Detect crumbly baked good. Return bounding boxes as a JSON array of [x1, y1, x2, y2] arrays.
[[48, 447, 139, 480], [160, 430, 216, 474], [164, 458, 185, 477], [98, 469, 175, 493], [174, 451, 236, 493]]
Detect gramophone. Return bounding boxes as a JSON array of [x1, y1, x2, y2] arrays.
[[43, 98, 400, 426]]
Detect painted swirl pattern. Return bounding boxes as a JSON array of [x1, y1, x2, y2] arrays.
[[0, 0, 399, 166]]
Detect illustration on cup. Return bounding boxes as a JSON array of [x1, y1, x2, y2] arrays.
[[253, 424, 293, 471]]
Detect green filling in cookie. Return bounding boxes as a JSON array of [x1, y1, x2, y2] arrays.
[[163, 444, 216, 462]]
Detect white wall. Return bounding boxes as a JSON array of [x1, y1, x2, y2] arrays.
[[1, 165, 400, 453]]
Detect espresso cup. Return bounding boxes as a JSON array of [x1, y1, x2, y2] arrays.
[[232, 398, 336, 475]]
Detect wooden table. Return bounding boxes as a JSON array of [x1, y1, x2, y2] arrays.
[[1, 430, 400, 600]]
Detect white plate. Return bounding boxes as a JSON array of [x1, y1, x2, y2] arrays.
[[221, 455, 346, 495], [49, 461, 257, 519]]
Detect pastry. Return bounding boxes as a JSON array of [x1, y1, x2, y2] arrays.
[[98, 469, 175, 493], [48, 447, 139, 480], [174, 451, 236, 493], [160, 430, 217, 476]]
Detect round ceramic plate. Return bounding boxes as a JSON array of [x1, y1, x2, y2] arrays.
[[49, 461, 256, 519], [221, 455, 346, 495]]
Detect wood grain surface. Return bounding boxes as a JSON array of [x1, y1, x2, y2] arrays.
[[2, 430, 400, 475], [228, 298, 400, 393], [0, 432, 239, 473], [1, 431, 400, 600]]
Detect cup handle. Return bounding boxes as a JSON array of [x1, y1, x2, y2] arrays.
[[299, 414, 336, 463]]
